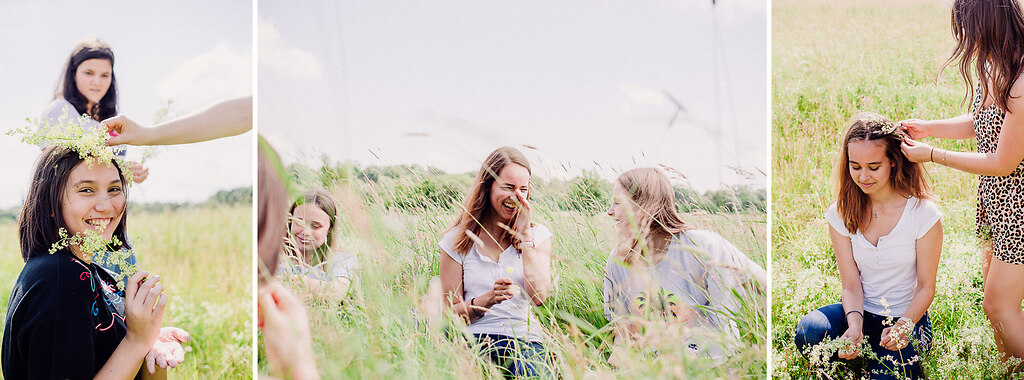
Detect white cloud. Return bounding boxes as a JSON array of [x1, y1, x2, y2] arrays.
[[619, 83, 667, 106], [258, 18, 323, 82], [157, 41, 252, 113]]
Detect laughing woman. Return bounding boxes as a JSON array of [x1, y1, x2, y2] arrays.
[[438, 146, 554, 378], [899, 0, 1024, 363], [795, 114, 942, 379], [2, 146, 175, 379]]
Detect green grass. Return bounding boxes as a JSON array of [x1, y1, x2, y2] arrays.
[[260, 178, 767, 378], [0, 205, 252, 379], [772, 0, 1014, 378]]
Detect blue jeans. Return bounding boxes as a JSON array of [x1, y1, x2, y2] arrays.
[[794, 303, 932, 379], [473, 334, 553, 379]]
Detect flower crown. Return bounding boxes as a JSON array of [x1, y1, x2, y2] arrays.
[[7, 113, 134, 183]]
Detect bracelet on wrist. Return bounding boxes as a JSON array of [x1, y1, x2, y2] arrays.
[[845, 310, 863, 321], [929, 147, 935, 162], [468, 297, 481, 317]]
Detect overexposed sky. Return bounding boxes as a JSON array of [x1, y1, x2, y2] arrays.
[[259, 0, 767, 191], [0, 1, 252, 208]]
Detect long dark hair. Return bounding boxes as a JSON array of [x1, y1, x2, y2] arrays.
[[55, 38, 118, 121], [18, 146, 130, 261], [288, 189, 339, 266], [833, 113, 932, 234], [943, 0, 1024, 113], [447, 146, 532, 255]]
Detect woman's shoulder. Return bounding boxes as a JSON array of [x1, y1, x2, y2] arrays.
[[40, 98, 76, 118]]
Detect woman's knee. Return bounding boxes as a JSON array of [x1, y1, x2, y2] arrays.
[[794, 310, 831, 352]]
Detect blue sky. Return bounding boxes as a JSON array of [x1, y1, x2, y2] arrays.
[[259, 0, 767, 191], [0, 1, 252, 208]]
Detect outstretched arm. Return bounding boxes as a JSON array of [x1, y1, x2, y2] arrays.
[[102, 96, 252, 146]]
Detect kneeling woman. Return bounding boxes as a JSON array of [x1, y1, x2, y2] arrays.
[[795, 113, 942, 379], [2, 146, 170, 379], [279, 189, 357, 302], [604, 167, 766, 362], [439, 146, 554, 378]]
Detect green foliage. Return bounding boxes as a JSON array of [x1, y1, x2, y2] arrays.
[[557, 170, 611, 215], [207, 187, 253, 206]]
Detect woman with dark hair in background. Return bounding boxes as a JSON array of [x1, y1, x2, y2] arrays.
[[41, 37, 149, 184], [900, 0, 1024, 363]]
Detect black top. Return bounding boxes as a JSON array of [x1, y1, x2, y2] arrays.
[[2, 253, 136, 379]]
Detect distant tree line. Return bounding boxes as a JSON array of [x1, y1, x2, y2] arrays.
[[0, 186, 252, 223]]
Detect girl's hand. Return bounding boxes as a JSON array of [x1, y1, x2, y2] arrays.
[[880, 319, 912, 351], [124, 271, 168, 350], [144, 327, 190, 374], [898, 119, 932, 140], [837, 327, 863, 360], [511, 189, 534, 243], [482, 278, 518, 306], [259, 281, 318, 380], [900, 138, 935, 163], [129, 161, 150, 184]]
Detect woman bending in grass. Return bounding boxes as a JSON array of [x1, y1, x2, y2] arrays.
[[604, 167, 766, 363], [279, 189, 357, 302], [2, 146, 185, 379], [438, 146, 554, 378], [899, 0, 1024, 364], [795, 113, 942, 379]]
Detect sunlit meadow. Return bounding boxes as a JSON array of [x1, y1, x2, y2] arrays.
[[0, 204, 252, 379], [259, 162, 767, 379], [773, 0, 1015, 378]]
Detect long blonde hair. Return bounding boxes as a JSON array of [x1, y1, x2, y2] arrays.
[[447, 146, 532, 255], [614, 168, 694, 265]]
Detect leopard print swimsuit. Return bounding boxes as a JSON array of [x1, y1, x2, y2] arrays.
[[973, 90, 1024, 265]]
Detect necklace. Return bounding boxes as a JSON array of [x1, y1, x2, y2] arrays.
[[871, 193, 896, 219]]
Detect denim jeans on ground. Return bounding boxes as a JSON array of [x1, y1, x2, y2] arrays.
[[473, 333, 553, 379], [794, 303, 932, 379]]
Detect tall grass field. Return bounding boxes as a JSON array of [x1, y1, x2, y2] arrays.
[[773, 0, 1016, 378], [0, 205, 252, 379], [259, 164, 767, 379]]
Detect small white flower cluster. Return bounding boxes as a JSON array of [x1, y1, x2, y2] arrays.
[[7, 114, 133, 183]]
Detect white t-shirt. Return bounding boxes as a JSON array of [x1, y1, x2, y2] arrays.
[[604, 229, 765, 360], [277, 251, 359, 283], [40, 98, 126, 158], [439, 224, 553, 342], [825, 196, 942, 317]]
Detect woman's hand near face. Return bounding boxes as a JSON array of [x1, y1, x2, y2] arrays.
[[900, 138, 935, 163], [124, 271, 167, 349], [128, 162, 149, 184], [511, 189, 533, 242]]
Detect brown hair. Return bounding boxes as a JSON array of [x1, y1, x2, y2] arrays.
[[447, 146, 531, 255], [19, 146, 130, 261], [943, 0, 1024, 113], [288, 189, 339, 266], [258, 142, 288, 282], [833, 113, 932, 234], [614, 168, 694, 265]]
